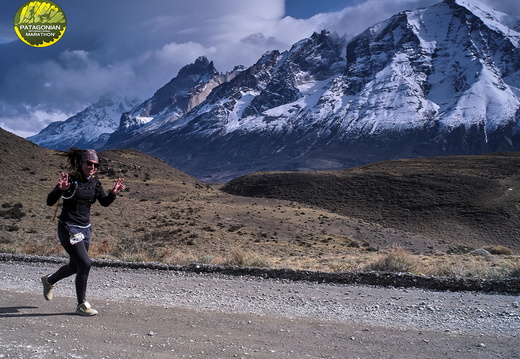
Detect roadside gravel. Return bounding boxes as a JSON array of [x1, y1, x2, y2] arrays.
[[1, 255, 519, 358]]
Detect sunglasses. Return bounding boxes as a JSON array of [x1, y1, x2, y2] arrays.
[[86, 161, 100, 169]]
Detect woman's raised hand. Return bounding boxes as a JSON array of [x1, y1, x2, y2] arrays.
[[58, 172, 70, 191], [112, 178, 125, 195]]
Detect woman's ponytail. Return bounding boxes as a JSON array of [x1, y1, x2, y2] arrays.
[[59, 147, 83, 173]]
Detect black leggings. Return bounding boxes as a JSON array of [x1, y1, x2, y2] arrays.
[[48, 222, 92, 304]]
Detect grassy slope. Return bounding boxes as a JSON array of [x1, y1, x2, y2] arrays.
[[222, 153, 520, 252], [1, 128, 518, 275]]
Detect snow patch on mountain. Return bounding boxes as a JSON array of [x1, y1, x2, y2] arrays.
[[455, 0, 520, 44], [27, 93, 140, 150]]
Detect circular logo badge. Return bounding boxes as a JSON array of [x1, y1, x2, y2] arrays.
[[14, 1, 67, 47]]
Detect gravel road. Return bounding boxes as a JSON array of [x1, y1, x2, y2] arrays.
[[1, 257, 519, 359]]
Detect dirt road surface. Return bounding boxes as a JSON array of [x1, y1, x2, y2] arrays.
[[1, 260, 518, 359]]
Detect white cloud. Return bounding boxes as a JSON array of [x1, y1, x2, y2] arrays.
[[1, 108, 71, 138]]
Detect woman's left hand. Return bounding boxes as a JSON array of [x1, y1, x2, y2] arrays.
[[112, 178, 125, 195]]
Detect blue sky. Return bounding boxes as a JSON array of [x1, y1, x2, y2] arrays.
[[286, 0, 365, 18], [0, 0, 518, 137]]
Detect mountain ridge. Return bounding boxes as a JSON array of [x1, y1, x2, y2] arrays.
[[27, 93, 140, 150], [28, 0, 520, 182], [104, 0, 520, 182]]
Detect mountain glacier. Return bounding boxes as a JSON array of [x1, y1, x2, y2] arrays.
[[30, 0, 520, 182]]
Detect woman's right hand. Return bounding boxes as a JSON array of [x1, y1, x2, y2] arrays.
[[58, 172, 70, 191]]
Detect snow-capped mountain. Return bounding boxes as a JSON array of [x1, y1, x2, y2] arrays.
[[31, 0, 520, 182], [101, 0, 519, 182], [27, 92, 140, 150], [105, 56, 244, 145]]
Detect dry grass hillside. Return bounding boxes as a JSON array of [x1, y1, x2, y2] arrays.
[[1, 128, 518, 278], [222, 153, 520, 253]]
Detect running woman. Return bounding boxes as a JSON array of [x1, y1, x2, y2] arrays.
[[42, 148, 125, 316]]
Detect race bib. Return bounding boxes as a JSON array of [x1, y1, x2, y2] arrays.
[[70, 232, 85, 245]]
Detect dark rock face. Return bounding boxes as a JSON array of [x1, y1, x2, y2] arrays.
[[105, 56, 232, 147]]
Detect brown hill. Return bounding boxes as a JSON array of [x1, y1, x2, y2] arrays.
[[1, 128, 518, 275], [222, 153, 520, 253], [0, 127, 206, 255]]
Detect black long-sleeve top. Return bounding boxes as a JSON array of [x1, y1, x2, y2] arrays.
[[47, 174, 116, 227]]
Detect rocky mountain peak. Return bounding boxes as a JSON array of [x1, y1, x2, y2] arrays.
[[177, 56, 217, 77], [104, 56, 243, 146]]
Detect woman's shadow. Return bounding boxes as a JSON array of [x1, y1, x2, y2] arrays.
[[0, 306, 72, 317]]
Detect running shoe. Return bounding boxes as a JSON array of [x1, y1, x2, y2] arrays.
[[75, 301, 98, 316], [41, 275, 55, 301]]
